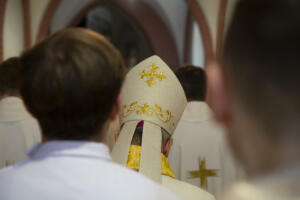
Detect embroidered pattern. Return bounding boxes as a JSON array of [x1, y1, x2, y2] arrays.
[[188, 157, 219, 189], [122, 102, 174, 126], [126, 145, 176, 178], [139, 63, 166, 87]]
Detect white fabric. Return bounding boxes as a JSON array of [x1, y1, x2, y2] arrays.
[[169, 102, 244, 197], [140, 121, 162, 183], [221, 163, 300, 200], [0, 97, 41, 169], [111, 120, 139, 165], [0, 141, 183, 200], [120, 55, 187, 135], [162, 175, 216, 200], [112, 55, 187, 183]]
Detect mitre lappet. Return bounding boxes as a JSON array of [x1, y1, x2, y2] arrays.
[[111, 55, 187, 183]]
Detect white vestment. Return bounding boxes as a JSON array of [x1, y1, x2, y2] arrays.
[[0, 141, 182, 200], [221, 163, 300, 200], [125, 144, 215, 200], [0, 97, 41, 168], [162, 175, 216, 200], [169, 102, 244, 197]]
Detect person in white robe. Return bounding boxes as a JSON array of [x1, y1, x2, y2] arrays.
[[221, 164, 300, 200], [111, 55, 215, 200], [0, 57, 41, 169], [168, 66, 243, 197], [206, 0, 300, 199], [0, 28, 181, 200]]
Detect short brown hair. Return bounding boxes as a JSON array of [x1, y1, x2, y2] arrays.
[[222, 0, 300, 138], [0, 57, 21, 96], [175, 65, 206, 101], [20, 28, 126, 140]]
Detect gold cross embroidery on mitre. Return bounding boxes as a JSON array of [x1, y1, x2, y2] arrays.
[[188, 157, 219, 189], [139, 63, 166, 87]]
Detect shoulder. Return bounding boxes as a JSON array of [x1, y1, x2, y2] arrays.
[[0, 160, 182, 200], [107, 163, 182, 199], [83, 161, 182, 200], [0, 159, 30, 177], [220, 182, 275, 200], [0, 165, 14, 174], [162, 176, 215, 200], [0, 159, 31, 193]]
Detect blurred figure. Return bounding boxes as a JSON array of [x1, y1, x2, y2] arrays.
[[0, 28, 181, 200], [169, 65, 243, 197], [207, 0, 300, 199], [0, 57, 41, 169], [112, 56, 215, 200]]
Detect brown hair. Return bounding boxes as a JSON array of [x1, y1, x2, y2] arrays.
[[0, 57, 21, 96], [20, 28, 126, 140], [175, 65, 206, 101]]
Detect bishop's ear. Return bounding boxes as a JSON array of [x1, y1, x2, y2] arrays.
[[206, 62, 231, 125]]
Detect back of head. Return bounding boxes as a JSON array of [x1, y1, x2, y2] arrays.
[[131, 123, 171, 148], [222, 0, 300, 141], [111, 55, 187, 183], [175, 65, 206, 101], [20, 28, 126, 140], [0, 57, 21, 97]]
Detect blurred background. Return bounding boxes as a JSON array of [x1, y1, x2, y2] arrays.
[[0, 0, 238, 69]]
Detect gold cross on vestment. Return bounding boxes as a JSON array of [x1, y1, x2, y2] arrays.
[[139, 63, 166, 87], [188, 158, 219, 189]]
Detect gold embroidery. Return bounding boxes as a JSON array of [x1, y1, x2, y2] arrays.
[[122, 102, 174, 125], [139, 63, 166, 87], [126, 145, 176, 178], [188, 157, 219, 189]]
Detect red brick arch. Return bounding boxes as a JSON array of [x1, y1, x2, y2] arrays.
[[22, 0, 31, 49], [216, 0, 228, 60], [36, 0, 62, 43], [36, 0, 215, 68], [0, 0, 7, 62], [185, 0, 215, 66], [36, 0, 180, 69]]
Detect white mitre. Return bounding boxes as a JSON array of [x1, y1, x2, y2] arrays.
[[111, 55, 187, 183]]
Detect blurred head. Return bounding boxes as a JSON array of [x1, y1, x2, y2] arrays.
[[130, 121, 173, 157], [0, 57, 21, 99], [207, 0, 300, 177], [175, 65, 206, 102], [20, 28, 126, 141]]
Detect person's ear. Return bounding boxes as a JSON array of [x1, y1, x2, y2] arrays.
[[164, 138, 173, 157], [206, 62, 231, 125], [114, 123, 124, 142], [109, 93, 122, 121], [114, 131, 119, 142]]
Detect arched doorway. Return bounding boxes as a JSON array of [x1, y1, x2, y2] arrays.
[[74, 4, 153, 69], [37, 0, 180, 69]]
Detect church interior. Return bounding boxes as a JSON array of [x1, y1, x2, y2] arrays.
[[2, 0, 299, 200], [0, 0, 237, 69]]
